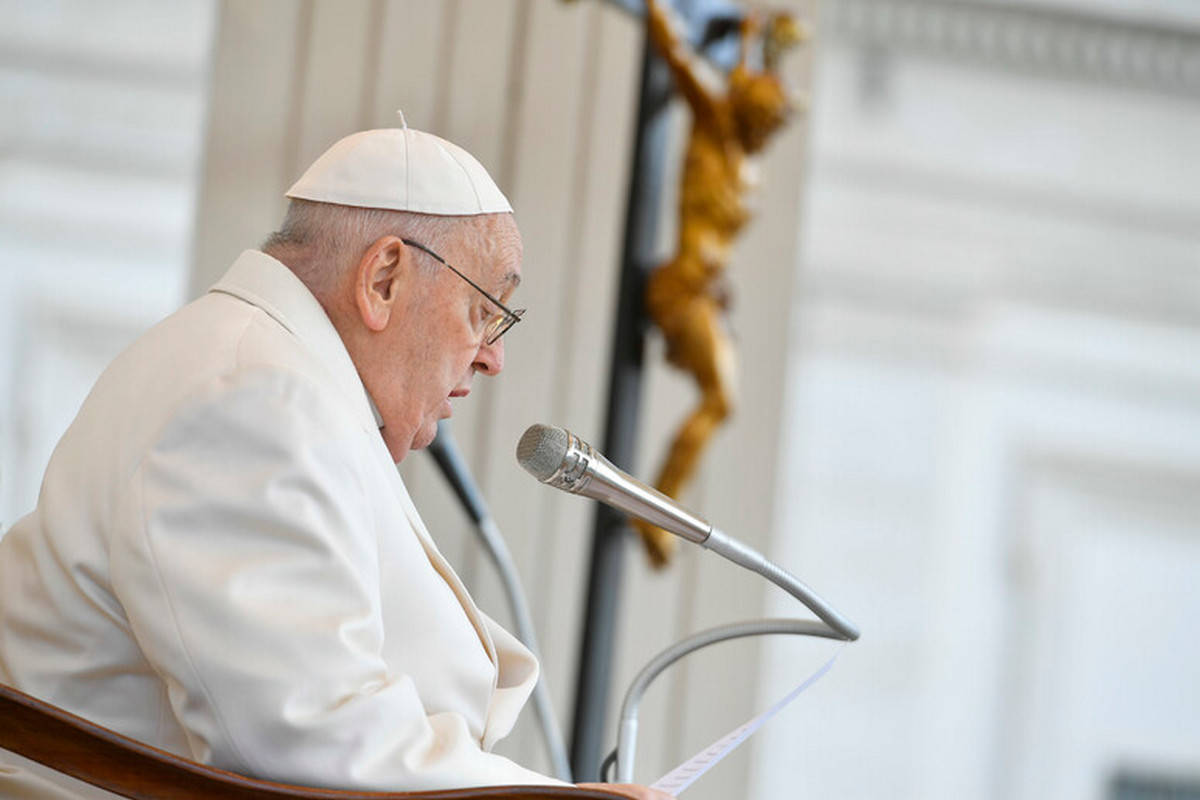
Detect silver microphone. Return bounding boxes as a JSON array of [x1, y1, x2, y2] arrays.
[[515, 423, 861, 642], [516, 423, 710, 544]]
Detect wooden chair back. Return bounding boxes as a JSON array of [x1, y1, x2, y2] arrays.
[[0, 683, 605, 800]]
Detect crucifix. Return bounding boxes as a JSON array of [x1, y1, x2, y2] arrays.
[[566, 0, 742, 781], [563, 0, 805, 780]]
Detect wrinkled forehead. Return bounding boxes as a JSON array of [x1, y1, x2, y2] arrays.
[[455, 212, 522, 293]]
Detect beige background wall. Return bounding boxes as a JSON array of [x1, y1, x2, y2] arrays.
[[0, 0, 216, 534], [190, 0, 820, 795]]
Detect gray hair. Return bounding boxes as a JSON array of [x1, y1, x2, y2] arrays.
[[261, 199, 480, 297]]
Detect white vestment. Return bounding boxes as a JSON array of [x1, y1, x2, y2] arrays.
[[0, 251, 560, 796]]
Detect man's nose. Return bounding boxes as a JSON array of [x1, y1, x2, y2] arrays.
[[473, 336, 504, 376]]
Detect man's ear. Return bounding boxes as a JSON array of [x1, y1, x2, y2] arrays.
[[354, 236, 408, 331]]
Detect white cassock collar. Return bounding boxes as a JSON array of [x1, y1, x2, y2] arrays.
[[208, 250, 382, 437]]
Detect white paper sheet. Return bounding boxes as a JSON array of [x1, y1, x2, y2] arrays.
[[650, 647, 843, 795]]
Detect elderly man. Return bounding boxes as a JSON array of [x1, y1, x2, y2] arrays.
[[0, 125, 667, 799]]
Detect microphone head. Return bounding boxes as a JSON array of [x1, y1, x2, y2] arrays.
[[517, 424, 570, 481]]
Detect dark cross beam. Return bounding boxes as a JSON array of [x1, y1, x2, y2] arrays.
[[569, 0, 742, 782]]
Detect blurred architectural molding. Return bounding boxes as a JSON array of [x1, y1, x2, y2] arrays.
[[823, 0, 1200, 98]]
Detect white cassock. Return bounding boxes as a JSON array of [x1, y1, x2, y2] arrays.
[[0, 251, 562, 797]]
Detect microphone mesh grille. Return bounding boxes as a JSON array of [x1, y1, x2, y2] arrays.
[[516, 424, 569, 481]]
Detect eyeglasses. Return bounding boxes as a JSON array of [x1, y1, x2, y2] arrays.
[[401, 239, 525, 345]]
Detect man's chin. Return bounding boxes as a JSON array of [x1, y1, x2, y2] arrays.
[[410, 422, 439, 452]]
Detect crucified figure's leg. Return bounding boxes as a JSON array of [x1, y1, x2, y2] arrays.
[[635, 295, 736, 567]]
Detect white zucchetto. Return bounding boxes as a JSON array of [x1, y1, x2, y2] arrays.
[[286, 117, 511, 216]]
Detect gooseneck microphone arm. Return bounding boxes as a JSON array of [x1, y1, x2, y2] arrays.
[[516, 424, 860, 642], [702, 528, 860, 641], [611, 618, 841, 784]]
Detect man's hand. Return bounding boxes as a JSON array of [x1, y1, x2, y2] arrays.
[[577, 783, 676, 799]]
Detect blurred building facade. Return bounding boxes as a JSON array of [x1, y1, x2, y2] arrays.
[[755, 1, 1200, 798]]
